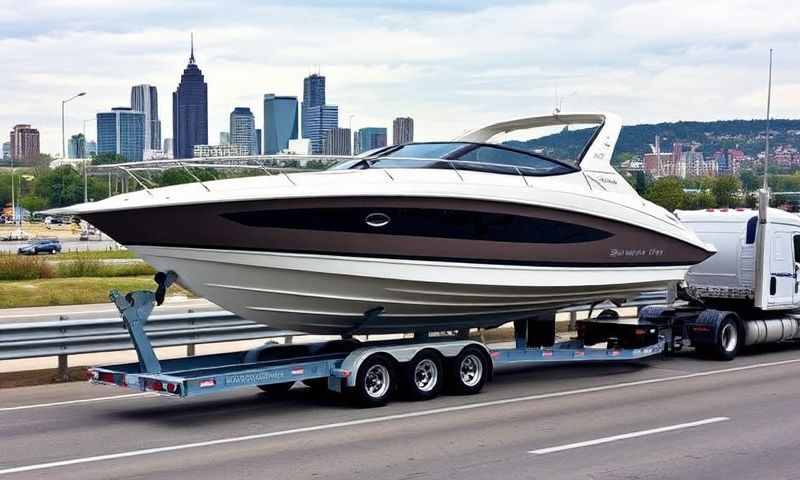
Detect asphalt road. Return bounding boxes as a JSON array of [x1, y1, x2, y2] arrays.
[[2, 344, 800, 479]]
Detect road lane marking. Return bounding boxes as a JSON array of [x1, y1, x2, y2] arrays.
[[0, 393, 155, 412], [529, 417, 730, 454], [1, 358, 799, 475], [0, 300, 214, 319]]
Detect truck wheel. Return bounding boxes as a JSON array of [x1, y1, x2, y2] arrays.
[[351, 354, 395, 407], [402, 351, 444, 401], [448, 346, 489, 395], [699, 316, 741, 361], [257, 381, 294, 396]]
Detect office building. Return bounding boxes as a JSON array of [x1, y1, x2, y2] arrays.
[[255, 129, 262, 155], [301, 74, 325, 139], [68, 133, 86, 159], [392, 117, 414, 145], [322, 127, 351, 155], [130, 84, 161, 150], [354, 127, 387, 154], [2, 142, 9, 161], [229, 107, 256, 155], [96, 107, 145, 161], [192, 144, 250, 157], [162, 138, 173, 157], [220, 131, 230, 145], [86, 140, 97, 157], [264, 94, 298, 154], [172, 36, 208, 158], [304, 105, 338, 154], [9, 124, 40, 165]]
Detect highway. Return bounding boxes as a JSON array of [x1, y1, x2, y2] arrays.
[[2, 345, 800, 479]]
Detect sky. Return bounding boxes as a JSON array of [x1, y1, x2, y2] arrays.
[[1, 0, 799, 155]]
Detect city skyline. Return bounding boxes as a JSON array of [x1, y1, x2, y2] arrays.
[[5, 1, 799, 156]]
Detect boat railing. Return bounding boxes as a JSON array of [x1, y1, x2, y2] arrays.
[[94, 154, 540, 192]]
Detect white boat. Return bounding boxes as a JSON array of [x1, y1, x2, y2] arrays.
[[50, 112, 714, 334]]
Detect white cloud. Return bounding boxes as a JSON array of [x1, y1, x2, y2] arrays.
[[0, 0, 798, 154]]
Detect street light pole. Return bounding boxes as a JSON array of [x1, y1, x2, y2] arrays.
[[82, 118, 96, 202], [61, 92, 87, 159]]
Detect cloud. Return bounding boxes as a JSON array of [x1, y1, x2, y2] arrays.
[[0, 0, 798, 154]]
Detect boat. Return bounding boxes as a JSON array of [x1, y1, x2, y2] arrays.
[[48, 112, 715, 334]]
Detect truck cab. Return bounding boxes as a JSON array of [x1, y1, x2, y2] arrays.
[[676, 207, 800, 312]]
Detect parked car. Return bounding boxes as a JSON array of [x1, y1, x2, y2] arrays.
[[17, 238, 63, 255]]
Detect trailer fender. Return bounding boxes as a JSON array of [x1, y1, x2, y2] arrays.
[[340, 340, 490, 388]]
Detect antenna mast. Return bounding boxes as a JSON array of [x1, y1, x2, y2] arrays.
[[763, 48, 772, 190]]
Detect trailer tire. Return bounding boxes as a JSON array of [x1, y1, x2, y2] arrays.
[[698, 315, 741, 361], [402, 350, 444, 401], [448, 346, 489, 395], [257, 381, 294, 396], [350, 354, 395, 408]]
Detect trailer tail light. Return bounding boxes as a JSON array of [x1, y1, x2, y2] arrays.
[[291, 368, 305, 376], [490, 351, 501, 359], [165, 383, 178, 394], [97, 372, 115, 384]]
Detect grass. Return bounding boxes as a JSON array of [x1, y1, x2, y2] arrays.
[[0, 276, 192, 309], [0, 255, 54, 281], [0, 252, 153, 280], [56, 249, 138, 261]]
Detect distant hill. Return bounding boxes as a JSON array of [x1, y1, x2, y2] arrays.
[[506, 119, 800, 164]]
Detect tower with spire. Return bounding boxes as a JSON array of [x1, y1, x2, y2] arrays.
[[172, 33, 208, 159]]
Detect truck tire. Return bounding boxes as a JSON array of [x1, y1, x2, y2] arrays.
[[402, 350, 444, 401], [697, 315, 741, 361], [350, 354, 395, 407], [448, 346, 489, 395]]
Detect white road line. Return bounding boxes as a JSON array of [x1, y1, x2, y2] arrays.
[[0, 300, 213, 319], [529, 417, 730, 454], [0, 393, 154, 412], [0, 357, 798, 475]]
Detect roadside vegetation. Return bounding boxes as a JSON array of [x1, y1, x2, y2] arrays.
[[0, 252, 153, 281]]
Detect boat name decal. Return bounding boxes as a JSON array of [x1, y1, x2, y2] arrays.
[[609, 248, 664, 258]]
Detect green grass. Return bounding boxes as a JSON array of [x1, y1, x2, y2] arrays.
[[56, 249, 138, 261], [0, 276, 192, 309], [0, 255, 54, 281], [0, 252, 153, 280]]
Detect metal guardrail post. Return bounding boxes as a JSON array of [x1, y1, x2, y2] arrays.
[[57, 354, 69, 382], [284, 335, 293, 344], [569, 311, 578, 331], [187, 344, 196, 356]]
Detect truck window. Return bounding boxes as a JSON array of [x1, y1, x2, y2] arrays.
[[746, 216, 758, 244], [794, 235, 800, 263]]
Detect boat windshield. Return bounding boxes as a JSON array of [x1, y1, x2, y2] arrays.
[[337, 142, 577, 176]]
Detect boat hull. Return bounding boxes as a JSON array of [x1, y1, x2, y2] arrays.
[[133, 245, 689, 334]]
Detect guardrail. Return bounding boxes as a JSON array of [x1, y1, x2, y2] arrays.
[[0, 291, 669, 380]]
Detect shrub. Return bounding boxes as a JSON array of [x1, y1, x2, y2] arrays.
[[0, 254, 54, 281]]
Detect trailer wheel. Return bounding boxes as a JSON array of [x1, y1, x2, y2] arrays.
[[448, 346, 489, 395], [257, 381, 294, 396], [402, 351, 444, 401], [351, 354, 395, 407], [698, 315, 741, 361]]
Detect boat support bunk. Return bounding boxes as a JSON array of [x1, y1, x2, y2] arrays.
[[88, 272, 666, 407]]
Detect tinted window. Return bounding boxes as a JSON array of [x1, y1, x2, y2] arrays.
[[794, 235, 800, 263], [454, 145, 574, 176], [380, 143, 468, 159]]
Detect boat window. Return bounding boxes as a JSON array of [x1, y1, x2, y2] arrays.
[[452, 145, 575, 176], [380, 143, 469, 159]]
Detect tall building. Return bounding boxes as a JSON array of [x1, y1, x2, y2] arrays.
[[229, 107, 256, 155], [392, 117, 414, 145], [354, 127, 387, 154], [172, 35, 208, 159], [305, 105, 338, 154], [68, 133, 86, 159], [2, 142, 10, 161], [263, 94, 299, 155], [130, 84, 161, 150], [162, 138, 173, 157], [220, 131, 230, 145], [301, 74, 325, 139], [96, 107, 145, 161], [86, 140, 97, 157], [9, 124, 40, 165], [322, 127, 351, 155], [255, 129, 262, 155]]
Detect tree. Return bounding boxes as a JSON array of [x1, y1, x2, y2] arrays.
[[684, 191, 716, 209], [644, 177, 685, 212], [739, 170, 758, 192], [712, 175, 742, 207], [19, 194, 47, 213], [32, 166, 83, 208]]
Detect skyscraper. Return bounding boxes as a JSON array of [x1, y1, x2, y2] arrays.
[[255, 129, 262, 155], [68, 133, 86, 158], [172, 35, 208, 159], [354, 127, 387, 154], [220, 131, 230, 145], [322, 127, 351, 155], [304, 105, 338, 154], [96, 107, 145, 161], [130, 84, 161, 151], [263, 94, 298, 155], [9, 124, 40, 165], [229, 107, 256, 155], [392, 117, 414, 145], [162, 138, 173, 157], [86, 140, 97, 157], [301, 74, 325, 139], [2, 142, 9, 161]]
